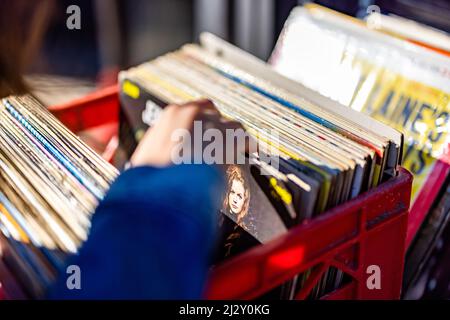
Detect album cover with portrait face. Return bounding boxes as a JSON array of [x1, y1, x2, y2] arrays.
[[214, 163, 287, 263]]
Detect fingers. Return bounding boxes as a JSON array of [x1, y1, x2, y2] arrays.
[[179, 99, 217, 114], [187, 98, 215, 110], [130, 98, 257, 168]]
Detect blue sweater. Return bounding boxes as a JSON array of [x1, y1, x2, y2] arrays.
[[49, 164, 224, 299]]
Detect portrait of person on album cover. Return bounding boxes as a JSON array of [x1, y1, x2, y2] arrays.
[[216, 165, 259, 259]]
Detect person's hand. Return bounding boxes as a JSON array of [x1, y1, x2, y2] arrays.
[[130, 99, 249, 168]]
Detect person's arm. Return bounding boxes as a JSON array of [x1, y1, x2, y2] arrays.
[[48, 164, 223, 299]]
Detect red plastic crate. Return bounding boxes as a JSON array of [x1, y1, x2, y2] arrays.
[[48, 85, 119, 163], [207, 168, 411, 299], [46, 86, 413, 300]]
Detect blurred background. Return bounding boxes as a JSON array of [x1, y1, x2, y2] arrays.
[[30, 0, 450, 105]]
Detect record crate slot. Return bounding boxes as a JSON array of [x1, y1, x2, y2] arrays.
[[1, 86, 412, 300]]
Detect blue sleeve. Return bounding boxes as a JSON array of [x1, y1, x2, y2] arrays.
[[48, 164, 224, 299]]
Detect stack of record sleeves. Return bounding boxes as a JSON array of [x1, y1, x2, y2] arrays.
[[0, 95, 118, 298], [118, 33, 404, 298]]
